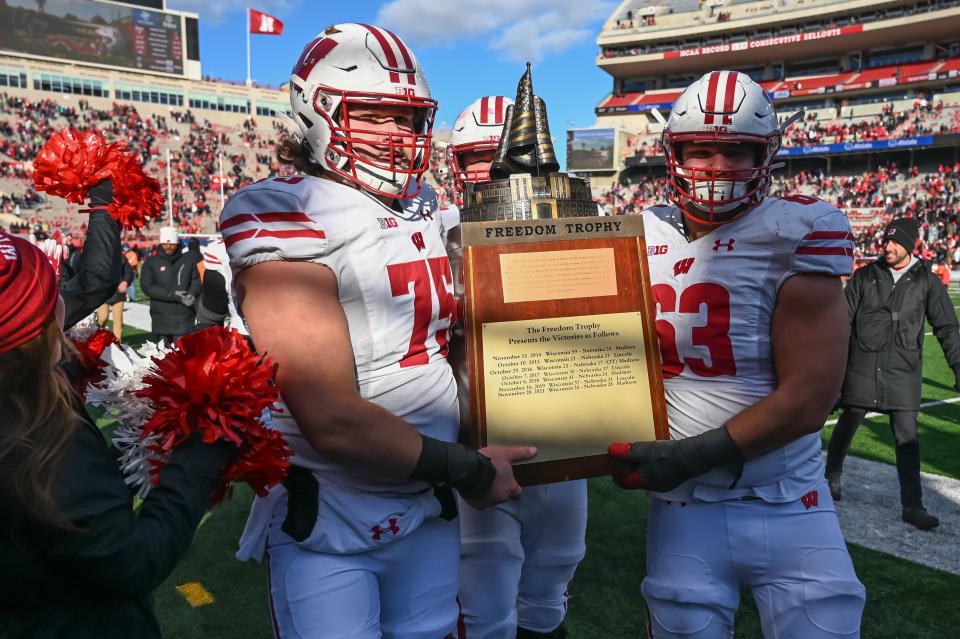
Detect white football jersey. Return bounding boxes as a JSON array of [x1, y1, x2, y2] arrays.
[[643, 195, 854, 502], [222, 175, 459, 553]]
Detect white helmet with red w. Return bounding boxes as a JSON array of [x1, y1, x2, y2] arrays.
[[661, 70, 790, 225], [288, 23, 437, 198], [447, 96, 514, 193]]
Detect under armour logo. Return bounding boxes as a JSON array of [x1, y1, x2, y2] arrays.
[[411, 232, 426, 252], [371, 517, 400, 540], [421, 211, 434, 221], [801, 490, 819, 510], [673, 258, 695, 276], [713, 239, 736, 252]]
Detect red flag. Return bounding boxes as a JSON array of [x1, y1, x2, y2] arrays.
[[249, 8, 284, 35]]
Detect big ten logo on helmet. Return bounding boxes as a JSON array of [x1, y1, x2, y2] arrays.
[[395, 87, 418, 96], [378, 217, 399, 229]]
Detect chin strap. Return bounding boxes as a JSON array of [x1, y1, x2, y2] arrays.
[[779, 109, 804, 134]]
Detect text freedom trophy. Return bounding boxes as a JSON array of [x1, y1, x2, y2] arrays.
[[450, 64, 668, 485]]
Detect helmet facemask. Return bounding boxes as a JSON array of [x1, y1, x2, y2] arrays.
[[448, 140, 499, 197], [663, 131, 780, 225], [312, 86, 437, 199]]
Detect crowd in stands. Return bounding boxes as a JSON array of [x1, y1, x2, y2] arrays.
[[0, 93, 290, 238], [597, 160, 960, 265], [5, 90, 960, 265], [622, 99, 960, 160], [780, 100, 956, 146]]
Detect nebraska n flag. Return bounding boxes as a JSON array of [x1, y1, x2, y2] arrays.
[[249, 8, 284, 35]]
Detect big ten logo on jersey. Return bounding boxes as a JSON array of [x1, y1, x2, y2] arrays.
[[387, 255, 456, 367], [648, 244, 669, 256], [653, 282, 736, 379], [378, 217, 399, 229]]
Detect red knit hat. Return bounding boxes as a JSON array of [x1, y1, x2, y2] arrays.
[[0, 232, 59, 353]]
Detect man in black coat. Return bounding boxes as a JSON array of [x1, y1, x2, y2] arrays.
[[826, 218, 960, 530], [139, 226, 201, 342]]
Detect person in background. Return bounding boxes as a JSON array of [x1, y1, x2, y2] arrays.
[[95, 253, 133, 341], [139, 226, 201, 343], [123, 244, 140, 303], [827, 217, 960, 530], [0, 232, 237, 638]]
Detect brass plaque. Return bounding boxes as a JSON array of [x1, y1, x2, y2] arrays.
[[481, 312, 658, 463], [499, 248, 618, 304]]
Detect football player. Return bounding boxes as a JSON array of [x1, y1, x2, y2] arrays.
[[446, 97, 587, 639], [609, 71, 867, 637], [223, 25, 534, 638]]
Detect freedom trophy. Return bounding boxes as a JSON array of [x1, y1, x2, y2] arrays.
[[451, 64, 668, 485]]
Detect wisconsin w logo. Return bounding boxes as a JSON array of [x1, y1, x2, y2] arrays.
[[673, 258, 695, 276]]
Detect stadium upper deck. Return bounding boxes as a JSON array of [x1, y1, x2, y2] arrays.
[[0, 53, 289, 129], [598, 0, 960, 81]]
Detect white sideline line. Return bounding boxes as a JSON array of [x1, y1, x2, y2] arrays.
[[825, 396, 960, 426]]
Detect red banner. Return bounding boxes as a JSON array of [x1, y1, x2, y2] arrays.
[[249, 8, 284, 35], [663, 24, 863, 59]]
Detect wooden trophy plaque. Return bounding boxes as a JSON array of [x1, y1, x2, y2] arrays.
[[459, 215, 669, 485]]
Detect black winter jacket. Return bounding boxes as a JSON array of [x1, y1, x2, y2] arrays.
[[841, 258, 960, 410], [139, 249, 201, 336], [0, 407, 233, 638]]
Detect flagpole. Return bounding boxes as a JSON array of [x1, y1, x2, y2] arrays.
[[245, 7, 252, 87], [218, 153, 225, 212], [166, 148, 173, 226]]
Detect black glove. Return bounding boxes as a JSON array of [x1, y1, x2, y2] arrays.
[[88, 178, 114, 207], [608, 425, 745, 492], [175, 291, 196, 307], [953, 371, 960, 393], [410, 434, 496, 501]]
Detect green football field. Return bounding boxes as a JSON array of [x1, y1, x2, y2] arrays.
[[101, 291, 960, 638]]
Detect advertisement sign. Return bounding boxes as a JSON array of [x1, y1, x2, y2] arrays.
[[663, 24, 863, 59], [0, 0, 184, 75], [777, 136, 935, 156], [567, 128, 617, 172]]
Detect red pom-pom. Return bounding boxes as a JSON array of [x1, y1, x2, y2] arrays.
[[108, 152, 165, 229], [70, 328, 120, 395], [33, 128, 122, 204], [137, 326, 290, 504], [33, 127, 164, 230]]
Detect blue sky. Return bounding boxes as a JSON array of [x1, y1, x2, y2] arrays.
[[166, 0, 617, 168]]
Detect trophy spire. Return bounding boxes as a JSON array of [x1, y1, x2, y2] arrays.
[[490, 63, 560, 179]]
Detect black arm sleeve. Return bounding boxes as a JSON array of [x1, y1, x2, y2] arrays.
[[59, 209, 122, 329], [187, 262, 203, 298], [925, 273, 960, 371], [201, 270, 229, 315], [49, 420, 234, 597]]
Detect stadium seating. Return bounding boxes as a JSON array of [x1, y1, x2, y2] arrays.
[[598, 58, 960, 112], [0, 91, 461, 239]]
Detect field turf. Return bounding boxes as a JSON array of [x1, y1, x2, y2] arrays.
[[93, 292, 960, 638]]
